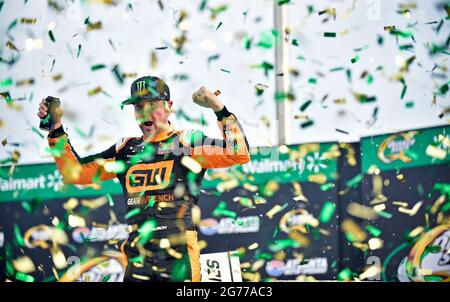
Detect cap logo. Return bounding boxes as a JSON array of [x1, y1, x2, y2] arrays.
[[136, 80, 146, 92]]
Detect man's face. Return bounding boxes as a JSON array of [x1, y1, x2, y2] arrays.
[[134, 100, 173, 136]]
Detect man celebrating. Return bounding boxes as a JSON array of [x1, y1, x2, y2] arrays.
[[37, 76, 250, 282]]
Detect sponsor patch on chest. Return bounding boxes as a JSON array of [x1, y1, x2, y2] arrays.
[[157, 142, 173, 155]]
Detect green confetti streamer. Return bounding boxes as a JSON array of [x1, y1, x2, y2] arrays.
[[269, 238, 300, 252], [365, 225, 382, 237], [346, 69, 352, 82], [220, 68, 231, 73], [376, 210, 392, 219], [390, 29, 413, 38], [242, 33, 252, 50], [377, 34, 384, 45], [277, 0, 291, 5], [351, 55, 360, 64], [76, 44, 82, 58], [405, 101, 414, 108], [48, 30, 55, 42], [255, 252, 272, 260], [346, 174, 363, 188], [212, 201, 237, 218], [1, 91, 13, 105], [324, 32, 336, 38], [433, 183, 450, 197], [31, 126, 44, 139], [337, 268, 353, 281], [106, 193, 114, 206], [329, 66, 344, 72], [13, 224, 25, 247], [130, 144, 155, 164], [125, 208, 141, 220], [400, 84, 407, 99], [102, 274, 111, 282], [300, 120, 314, 128], [7, 19, 18, 31], [320, 183, 335, 191], [15, 272, 35, 282], [171, 255, 190, 281], [46, 137, 66, 157], [215, 21, 222, 30], [438, 82, 449, 95], [138, 219, 157, 245], [145, 195, 155, 209], [308, 78, 317, 84], [441, 202, 450, 213], [319, 201, 336, 223], [399, 44, 413, 51], [272, 226, 278, 238], [91, 64, 106, 71], [0, 78, 12, 88], [129, 255, 145, 263], [300, 100, 312, 112], [112, 65, 124, 84], [257, 31, 274, 49], [199, 0, 208, 11]]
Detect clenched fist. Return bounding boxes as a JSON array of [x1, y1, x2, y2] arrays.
[[192, 86, 224, 112], [37, 98, 63, 130]]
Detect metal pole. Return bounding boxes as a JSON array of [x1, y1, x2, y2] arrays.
[[274, 2, 292, 145]]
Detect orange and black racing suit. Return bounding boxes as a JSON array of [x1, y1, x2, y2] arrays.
[[47, 106, 250, 282]]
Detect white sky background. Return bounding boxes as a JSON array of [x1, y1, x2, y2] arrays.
[[0, 0, 448, 165]]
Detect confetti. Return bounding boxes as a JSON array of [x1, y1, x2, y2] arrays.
[[48, 30, 55, 42], [337, 268, 353, 281], [335, 128, 349, 135], [425, 145, 446, 160], [324, 32, 336, 38], [104, 160, 126, 173], [12, 256, 35, 274], [397, 201, 423, 216], [181, 156, 202, 174], [20, 18, 37, 24], [31, 126, 44, 139], [351, 55, 360, 64], [91, 64, 106, 71], [138, 219, 157, 245], [15, 272, 35, 282], [300, 120, 314, 128], [265, 203, 287, 219], [319, 201, 336, 223], [299, 100, 312, 112], [342, 219, 367, 242], [212, 201, 237, 218], [102, 274, 111, 282]]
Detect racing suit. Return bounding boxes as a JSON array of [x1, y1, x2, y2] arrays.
[[47, 106, 250, 282]]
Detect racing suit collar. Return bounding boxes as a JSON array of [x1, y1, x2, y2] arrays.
[[142, 121, 177, 143]]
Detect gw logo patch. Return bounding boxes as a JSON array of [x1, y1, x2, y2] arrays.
[[125, 160, 174, 193]]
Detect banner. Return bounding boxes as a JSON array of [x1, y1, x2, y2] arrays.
[[361, 125, 449, 173], [360, 125, 450, 281]]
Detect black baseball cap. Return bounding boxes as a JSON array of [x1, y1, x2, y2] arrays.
[[122, 76, 170, 105]]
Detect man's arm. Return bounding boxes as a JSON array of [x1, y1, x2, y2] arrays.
[[182, 87, 251, 169], [47, 125, 117, 184]]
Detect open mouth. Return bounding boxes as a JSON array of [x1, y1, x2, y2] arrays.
[[143, 121, 154, 127]]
